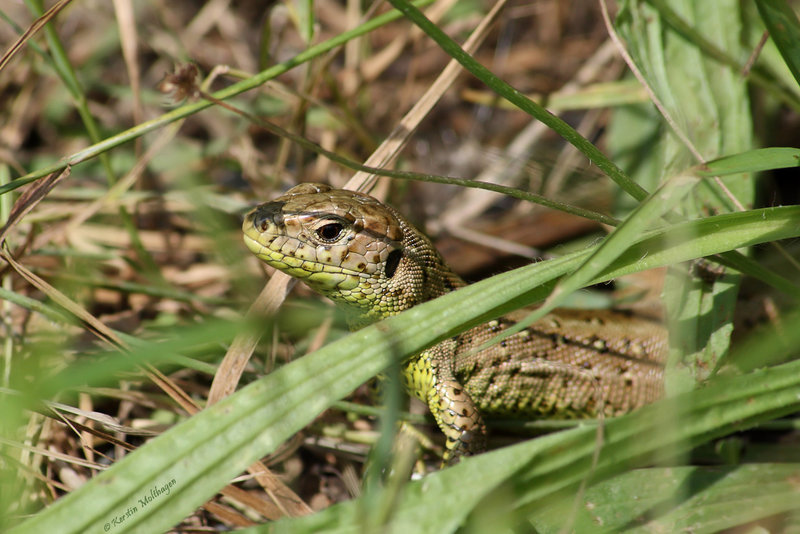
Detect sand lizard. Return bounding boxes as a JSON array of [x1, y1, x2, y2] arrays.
[[242, 183, 667, 463]]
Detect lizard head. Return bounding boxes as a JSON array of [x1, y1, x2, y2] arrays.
[[243, 183, 463, 327]]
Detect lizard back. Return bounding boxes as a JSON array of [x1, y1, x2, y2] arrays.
[[454, 308, 665, 419]]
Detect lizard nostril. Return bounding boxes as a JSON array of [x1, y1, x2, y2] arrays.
[[256, 213, 269, 232], [248, 211, 268, 232], [250, 202, 285, 233]]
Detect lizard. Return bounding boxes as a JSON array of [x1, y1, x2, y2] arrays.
[[242, 183, 668, 464]]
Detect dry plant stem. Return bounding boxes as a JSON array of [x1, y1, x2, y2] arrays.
[[112, 0, 143, 152], [2, 244, 309, 518], [438, 39, 618, 229], [206, 275, 309, 518], [344, 0, 363, 91], [243, 462, 308, 518], [0, 0, 73, 73], [207, 276, 296, 403], [347, 0, 509, 193], [361, 0, 457, 83], [62, 123, 182, 236], [598, 0, 704, 163], [203, 500, 257, 528], [204, 3, 506, 513], [307, 316, 335, 353], [447, 225, 541, 259], [742, 30, 769, 78], [2, 246, 198, 412], [219, 484, 286, 523], [0, 434, 106, 471], [0, 168, 71, 244], [42, 403, 154, 438], [209, 0, 507, 404]]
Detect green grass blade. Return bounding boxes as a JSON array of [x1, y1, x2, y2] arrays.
[[756, 0, 800, 87], [11, 204, 800, 533], [263, 355, 800, 533], [617, 0, 756, 384], [541, 464, 800, 532], [386, 0, 648, 202], [641, 0, 800, 111], [547, 170, 699, 305], [699, 146, 800, 176], [24, 0, 116, 185]]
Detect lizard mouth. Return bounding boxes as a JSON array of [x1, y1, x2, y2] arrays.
[[242, 231, 367, 294]]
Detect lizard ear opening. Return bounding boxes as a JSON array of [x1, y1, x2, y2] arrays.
[[384, 249, 403, 278]]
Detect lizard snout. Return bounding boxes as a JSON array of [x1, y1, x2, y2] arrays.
[[245, 201, 285, 233]]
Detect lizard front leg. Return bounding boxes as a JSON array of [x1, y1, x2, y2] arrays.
[[403, 341, 487, 464], [429, 373, 487, 464]]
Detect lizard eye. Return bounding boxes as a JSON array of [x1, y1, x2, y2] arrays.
[[316, 222, 345, 242]]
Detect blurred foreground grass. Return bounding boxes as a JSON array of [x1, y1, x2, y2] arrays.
[[2, 1, 800, 532]]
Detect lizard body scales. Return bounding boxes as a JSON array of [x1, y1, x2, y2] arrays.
[[243, 183, 667, 462]]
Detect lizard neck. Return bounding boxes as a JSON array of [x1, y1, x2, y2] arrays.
[[344, 205, 466, 330]]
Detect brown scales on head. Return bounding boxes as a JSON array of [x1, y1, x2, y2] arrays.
[[243, 183, 463, 328]]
